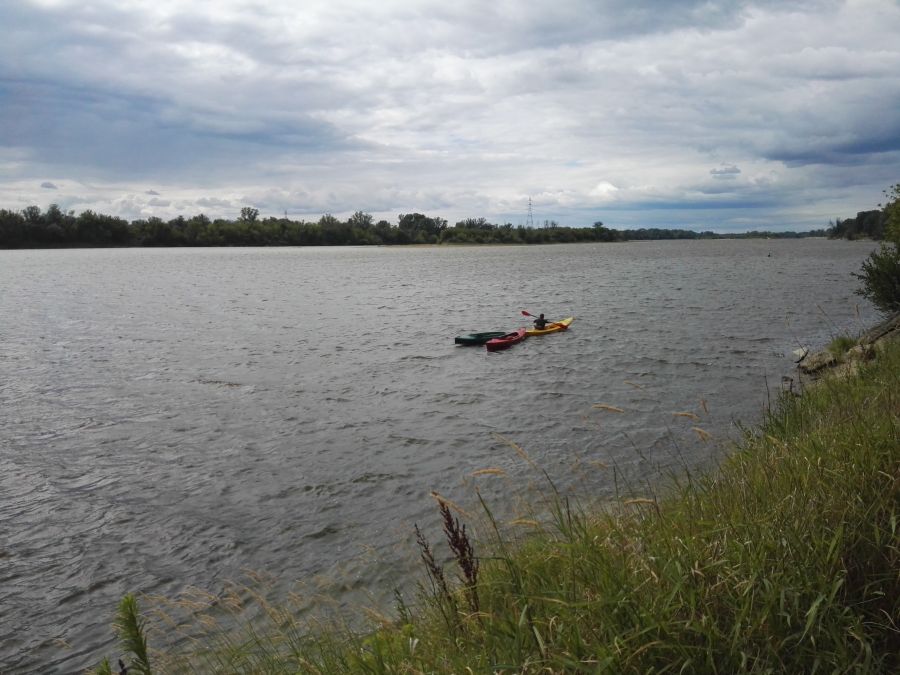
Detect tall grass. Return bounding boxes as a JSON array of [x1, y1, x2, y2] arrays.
[[827, 334, 858, 360], [96, 340, 900, 673]]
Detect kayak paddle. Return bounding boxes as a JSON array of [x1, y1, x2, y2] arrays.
[[521, 310, 567, 330]]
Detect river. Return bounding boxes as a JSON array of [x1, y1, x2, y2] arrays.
[[0, 239, 879, 672]]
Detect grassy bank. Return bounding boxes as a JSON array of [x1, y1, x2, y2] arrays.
[[102, 340, 899, 673]]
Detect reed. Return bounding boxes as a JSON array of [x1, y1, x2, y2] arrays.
[[94, 594, 152, 675], [94, 339, 900, 673]]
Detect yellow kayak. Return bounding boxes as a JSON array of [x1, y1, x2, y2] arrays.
[[526, 316, 574, 336]]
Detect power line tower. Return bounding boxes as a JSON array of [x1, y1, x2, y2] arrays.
[[526, 196, 534, 228]]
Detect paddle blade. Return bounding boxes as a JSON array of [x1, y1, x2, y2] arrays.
[[521, 310, 534, 317]]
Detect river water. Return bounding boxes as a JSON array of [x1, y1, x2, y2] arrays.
[[0, 239, 879, 672]]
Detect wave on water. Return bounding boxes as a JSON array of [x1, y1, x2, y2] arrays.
[[0, 240, 880, 671]]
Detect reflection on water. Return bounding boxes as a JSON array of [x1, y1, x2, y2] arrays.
[[0, 240, 878, 670]]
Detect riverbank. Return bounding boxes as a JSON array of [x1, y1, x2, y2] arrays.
[[797, 311, 900, 381], [100, 330, 900, 673]]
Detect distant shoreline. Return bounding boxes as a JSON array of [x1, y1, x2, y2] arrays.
[[1, 234, 845, 251], [0, 204, 831, 249]]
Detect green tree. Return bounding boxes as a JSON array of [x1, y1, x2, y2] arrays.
[[22, 205, 41, 224], [319, 213, 352, 245], [76, 210, 130, 244], [373, 219, 394, 244], [882, 183, 900, 244], [398, 213, 447, 243], [184, 213, 211, 245], [593, 220, 619, 242], [40, 204, 70, 243], [0, 208, 26, 247], [134, 217, 177, 245], [456, 218, 494, 231], [348, 211, 374, 228], [855, 184, 900, 314], [240, 207, 259, 223]]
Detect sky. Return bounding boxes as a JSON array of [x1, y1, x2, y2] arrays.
[[2, 0, 899, 232]]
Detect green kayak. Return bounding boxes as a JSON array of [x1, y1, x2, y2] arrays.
[[454, 331, 507, 346]]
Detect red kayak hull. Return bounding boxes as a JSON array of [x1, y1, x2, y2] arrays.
[[485, 327, 527, 351]]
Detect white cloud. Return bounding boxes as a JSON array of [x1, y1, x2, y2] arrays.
[[0, 0, 898, 231], [590, 181, 620, 200]]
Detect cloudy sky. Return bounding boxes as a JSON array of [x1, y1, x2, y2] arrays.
[[2, 0, 899, 231]]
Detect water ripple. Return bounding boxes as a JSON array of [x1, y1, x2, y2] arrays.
[[0, 240, 879, 671]]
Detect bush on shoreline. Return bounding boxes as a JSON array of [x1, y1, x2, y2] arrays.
[[855, 183, 900, 314], [95, 337, 900, 673]]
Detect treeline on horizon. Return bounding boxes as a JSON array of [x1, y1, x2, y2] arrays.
[[826, 208, 889, 240], [0, 204, 828, 249]]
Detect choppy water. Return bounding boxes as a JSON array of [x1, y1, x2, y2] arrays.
[[0, 239, 879, 672]]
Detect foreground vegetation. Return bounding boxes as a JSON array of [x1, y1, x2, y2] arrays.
[[1, 204, 826, 248], [99, 338, 900, 673]]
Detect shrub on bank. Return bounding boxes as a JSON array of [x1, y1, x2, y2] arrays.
[[856, 183, 900, 314], [97, 340, 900, 673], [856, 243, 900, 314]]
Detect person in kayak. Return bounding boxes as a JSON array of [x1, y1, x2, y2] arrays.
[[533, 313, 549, 330]]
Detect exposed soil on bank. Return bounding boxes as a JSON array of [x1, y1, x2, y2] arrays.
[[795, 311, 900, 384]]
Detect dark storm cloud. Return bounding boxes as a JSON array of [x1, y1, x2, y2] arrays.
[[767, 129, 900, 168], [0, 77, 355, 180]]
